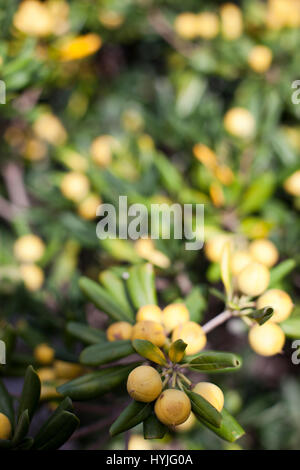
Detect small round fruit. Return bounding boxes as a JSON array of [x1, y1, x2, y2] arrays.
[[248, 322, 285, 356], [77, 194, 101, 220], [128, 434, 152, 450], [14, 234, 45, 263], [237, 262, 270, 297], [220, 3, 243, 40], [127, 365, 162, 402], [37, 368, 56, 382], [162, 303, 190, 334], [257, 289, 294, 323], [175, 411, 196, 432], [172, 322, 207, 355], [231, 250, 253, 276], [284, 170, 300, 197], [136, 305, 163, 323], [155, 389, 191, 426], [224, 107, 255, 139], [53, 360, 84, 380], [194, 12, 219, 39], [106, 321, 133, 342], [248, 45, 272, 73], [90, 135, 118, 167], [60, 172, 90, 202], [174, 12, 197, 39], [34, 343, 55, 365], [131, 321, 166, 347], [0, 413, 12, 440], [20, 264, 44, 291], [193, 382, 224, 412], [205, 234, 231, 263], [249, 239, 279, 268]]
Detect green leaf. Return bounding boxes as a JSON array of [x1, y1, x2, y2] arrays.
[[184, 287, 207, 323], [143, 414, 167, 439], [239, 173, 275, 215], [247, 307, 274, 325], [269, 259, 296, 287], [220, 242, 232, 300], [187, 351, 242, 373], [199, 408, 245, 443], [168, 340, 187, 363], [281, 316, 300, 339], [80, 340, 135, 366], [110, 400, 152, 437], [57, 363, 140, 400], [184, 389, 222, 428], [79, 277, 134, 323], [99, 270, 135, 321], [18, 366, 41, 421], [33, 411, 79, 450], [132, 339, 167, 366], [0, 379, 15, 428], [66, 322, 106, 345], [12, 410, 30, 446], [126, 263, 157, 309]]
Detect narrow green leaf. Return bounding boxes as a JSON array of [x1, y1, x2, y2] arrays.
[[269, 259, 296, 287], [187, 351, 242, 373], [99, 270, 135, 321], [33, 411, 79, 450], [18, 366, 41, 421], [80, 340, 135, 366], [199, 408, 245, 443], [281, 316, 300, 339], [143, 414, 167, 439], [168, 340, 187, 363], [110, 401, 152, 437], [66, 322, 106, 345], [184, 389, 222, 428], [0, 379, 15, 428], [126, 264, 157, 309], [239, 173, 275, 215], [12, 410, 30, 446], [247, 307, 274, 325], [132, 339, 167, 366]]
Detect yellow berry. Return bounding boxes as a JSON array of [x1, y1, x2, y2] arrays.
[[34, 343, 55, 365], [231, 250, 253, 276], [14, 234, 45, 263], [155, 389, 191, 426], [162, 303, 190, 334], [284, 170, 300, 197], [248, 45, 272, 73], [193, 382, 224, 412], [175, 411, 196, 432], [224, 107, 256, 139], [20, 264, 44, 291], [131, 321, 166, 347], [248, 322, 285, 356], [172, 322, 207, 355], [13, 0, 54, 37], [205, 234, 231, 263], [174, 12, 197, 39], [59, 34, 102, 62], [90, 135, 118, 167], [136, 305, 163, 323], [257, 289, 294, 323], [98, 10, 124, 29], [60, 172, 90, 202], [53, 360, 84, 380], [33, 113, 67, 145], [37, 368, 56, 382], [127, 365, 162, 402], [237, 262, 270, 297], [194, 12, 219, 39], [106, 322, 133, 342], [77, 194, 101, 220], [128, 434, 152, 450], [0, 413, 12, 440], [220, 3, 243, 40], [249, 239, 279, 268]]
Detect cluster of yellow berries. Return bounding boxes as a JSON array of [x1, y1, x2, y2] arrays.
[[107, 303, 207, 356], [14, 234, 45, 292], [127, 365, 224, 427]]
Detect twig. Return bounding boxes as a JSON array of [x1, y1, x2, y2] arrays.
[[0, 196, 18, 221], [202, 310, 233, 334], [2, 162, 30, 208]]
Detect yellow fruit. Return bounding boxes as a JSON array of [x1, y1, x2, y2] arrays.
[[224, 107, 256, 139], [193, 143, 218, 170], [174, 12, 197, 39], [175, 411, 196, 432], [37, 368, 56, 382], [122, 108, 144, 133], [249, 239, 279, 268], [155, 389, 191, 426], [231, 250, 253, 276], [34, 344, 55, 365], [20, 264, 44, 291], [205, 234, 231, 263], [131, 321, 166, 347], [0, 413, 12, 440], [13, 0, 54, 37], [237, 262, 270, 297], [127, 365, 162, 402], [284, 170, 300, 197], [59, 34, 102, 61], [195, 12, 219, 39], [248, 45, 273, 73], [136, 305, 163, 324], [248, 322, 285, 356], [193, 382, 224, 412], [90, 135, 118, 167], [172, 322, 207, 355], [23, 138, 47, 161], [40, 384, 61, 401], [98, 10, 124, 29], [77, 194, 102, 220], [53, 360, 84, 380], [257, 289, 294, 323], [162, 303, 190, 334], [220, 3, 243, 40], [267, 0, 300, 30], [106, 322, 133, 342], [60, 172, 90, 202], [14, 234, 45, 263], [33, 113, 67, 145], [128, 434, 152, 450]]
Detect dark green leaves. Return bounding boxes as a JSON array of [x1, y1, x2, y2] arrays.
[[18, 365, 41, 421], [281, 316, 300, 339], [110, 400, 152, 437], [126, 264, 157, 309], [67, 322, 106, 345], [132, 339, 167, 366], [143, 414, 167, 439], [80, 340, 135, 366], [199, 408, 245, 443], [247, 307, 274, 325], [269, 259, 296, 287], [187, 351, 242, 373], [184, 389, 222, 428]]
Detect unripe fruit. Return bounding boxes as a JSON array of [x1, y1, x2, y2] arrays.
[[127, 365, 162, 402], [155, 389, 191, 426], [77, 194, 101, 220], [0, 413, 12, 440], [257, 289, 294, 323], [249, 239, 279, 268], [193, 382, 224, 412], [195, 12, 219, 39], [237, 262, 270, 297], [34, 343, 55, 365], [53, 360, 84, 380], [14, 234, 45, 263], [205, 234, 231, 263], [106, 321, 133, 342], [248, 322, 285, 356], [60, 172, 90, 202], [174, 13, 197, 39], [231, 250, 253, 276], [175, 411, 196, 432], [136, 305, 163, 323], [90, 135, 118, 167], [20, 264, 44, 291], [162, 303, 190, 334], [224, 107, 255, 139], [220, 3, 243, 40], [284, 170, 300, 197], [172, 322, 207, 355], [131, 321, 166, 347], [248, 45, 273, 73]]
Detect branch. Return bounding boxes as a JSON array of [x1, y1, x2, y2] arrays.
[[2, 162, 30, 208], [0, 196, 18, 221], [202, 310, 233, 334]]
